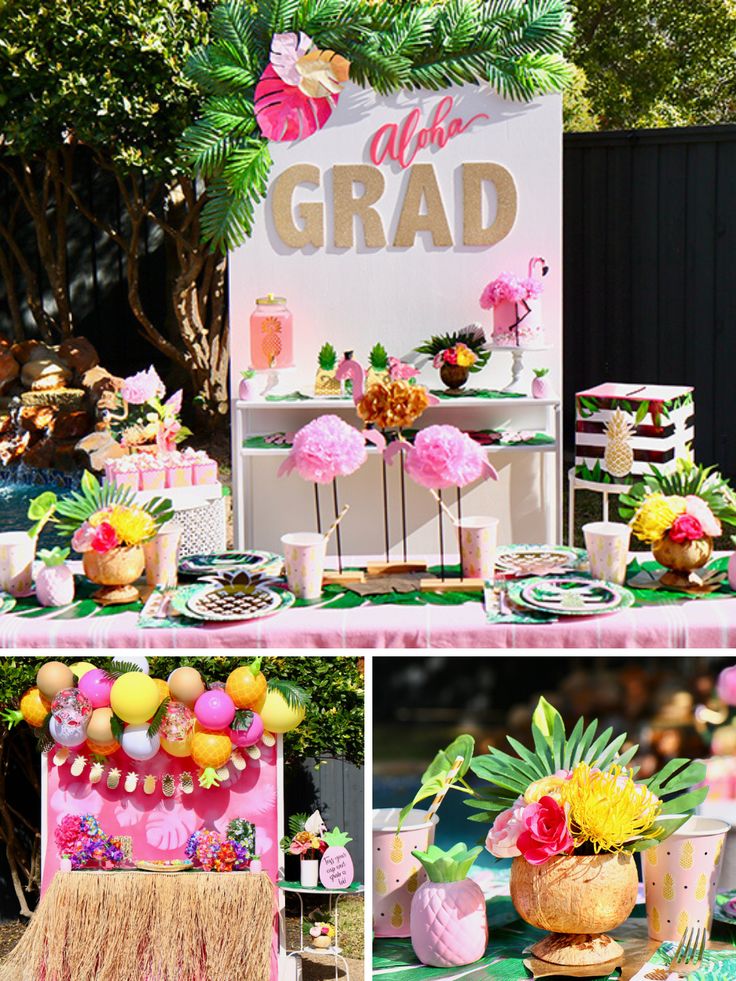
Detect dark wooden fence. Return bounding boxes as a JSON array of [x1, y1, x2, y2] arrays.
[[564, 124, 736, 477]]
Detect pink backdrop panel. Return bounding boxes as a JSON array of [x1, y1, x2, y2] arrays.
[[42, 742, 281, 977]]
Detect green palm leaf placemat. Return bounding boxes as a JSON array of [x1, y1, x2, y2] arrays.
[[430, 389, 526, 401], [9, 578, 141, 620], [626, 556, 735, 605]]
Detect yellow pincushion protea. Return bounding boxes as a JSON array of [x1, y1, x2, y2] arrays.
[[559, 762, 661, 853], [524, 774, 568, 804], [630, 493, 687, 544], [106, 506, 157, 546]]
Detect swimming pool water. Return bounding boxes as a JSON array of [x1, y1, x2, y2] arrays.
[[0, 477, 76, 550]]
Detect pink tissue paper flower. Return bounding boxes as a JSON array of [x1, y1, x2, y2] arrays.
[[121, 366, 166, 405], [480, 272, 544, 309], [685, 496, 721, 538], [717, 665, 736, 707], [486, 798, 526, 858], [516, 796, 574, 866], [277, 415, 367, 484], [403, 425, 498, 490]]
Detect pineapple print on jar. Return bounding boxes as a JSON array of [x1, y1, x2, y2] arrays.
[[375, 869, 387, 895], [603, 408, 635, 478], [651, 907, 661, 934], [663, 873, 675, 901], [680, 841, 694, 870], [406, 869, 420, 894], [677, 910, 689, 935], [391, 904, 404, 929], [695, 873, 707, 901], [390, 835, 403, 865], [249, 294, 293, 370]]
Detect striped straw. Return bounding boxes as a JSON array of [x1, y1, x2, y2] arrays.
[[426, 754, 465, 822]]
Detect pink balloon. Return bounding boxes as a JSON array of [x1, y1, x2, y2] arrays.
[[230, 710, 264, 748], [78, 668, 114, 708], [194, 690, 236, 730]]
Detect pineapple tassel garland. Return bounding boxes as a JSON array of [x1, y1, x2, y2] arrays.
[[603, 409, 636, 478], [410, 844, 487, 968]]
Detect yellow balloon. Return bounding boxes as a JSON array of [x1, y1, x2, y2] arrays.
[[70, 661, 96, 679], [110, 672, 160, 725], [258, 690, 306, 734], [160, 735, 193, 758]]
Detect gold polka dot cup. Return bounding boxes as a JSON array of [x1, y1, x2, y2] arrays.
[[458, 516, 499, 580], [583, 521, 631, 585], [644, 816, 730, 941], [281, 532, 326, 600], [0, 531, 34, 597], [373, 808, 438, 938], [143, 526, 182, 588]]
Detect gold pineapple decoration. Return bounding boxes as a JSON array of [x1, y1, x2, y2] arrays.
[[651, 907, 661, 934], [715, 836, 725, 865], [391, 904, 403, 929], [663, 873, 675, 900], [315, 342, 341, 396], [695, 873, 707, 901], [375, 868, 387, 895], [680, 841, 694, 869], [261, 316, 283, 367], [406, 868, 419, 894], [677, 910, 689, 935], [390, 834, 403, 864], [603, 408, 635, 478], [645, 848, 658, 867]]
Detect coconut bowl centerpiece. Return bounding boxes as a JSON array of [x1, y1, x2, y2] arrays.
[[470, 696, 708, 967]]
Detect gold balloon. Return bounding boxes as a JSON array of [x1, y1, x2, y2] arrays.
[[152, 678, 170, 704], [37, 661, 75, 700], [87, 707, 115, 744], [70, 661, 96, 679], [167, 667, 205, 707], [160, 734, 193, 758], [258, 690, 306, 734], [110, 672, 160, 725]]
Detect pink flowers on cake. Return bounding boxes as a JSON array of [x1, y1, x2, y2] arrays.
[[278, 415, 368, 484], [480, 272, 544, 309], [402, 425, 498, 490]]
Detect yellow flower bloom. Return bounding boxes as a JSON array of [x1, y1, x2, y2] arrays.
[[106, 506, 156, 546], [630, 493, 687, 544], [524, 774, 568, 804], [89, 508, 112, 528], [559, 762, 661, 853], [454, 344, 477, 368]]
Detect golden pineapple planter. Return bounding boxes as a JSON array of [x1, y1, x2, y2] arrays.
[[510, 853, 638, 966], [652, 534, 714, 591], [603, 409, 635, 479], [315, 368, 341, 396]]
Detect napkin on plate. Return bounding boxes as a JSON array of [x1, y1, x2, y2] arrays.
[[628, 941, 736, 981]]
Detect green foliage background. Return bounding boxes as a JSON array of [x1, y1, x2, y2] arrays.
[[0, 655, 364, 765]]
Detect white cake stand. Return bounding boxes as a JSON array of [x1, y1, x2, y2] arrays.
[[486, 343, 552, 394]]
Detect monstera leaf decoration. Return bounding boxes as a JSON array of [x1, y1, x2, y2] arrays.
[[255, 31, 350, 142]]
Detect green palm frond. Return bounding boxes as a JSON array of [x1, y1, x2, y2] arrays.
[[109, 713, 125, 743], [102, 661, 145, 680], [147, 697, 171, 738], [619, 459, 736, 526], [53, 472, 173, 537], [266, 678, 310, 709], [287, 811, 310, 836]]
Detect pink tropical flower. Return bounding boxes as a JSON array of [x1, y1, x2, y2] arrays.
[[403, 425, 498, 490], [684, 496, 721, 537], [71, 521, 96, 553], [91, 522, 119, 554], [156, 417, 182, 453], [163, 389, 183, 416], [669, 513, 705, 543], [486, 798, 526, 858], [516, 796, 574, 865], [277, 415, 367, 484], [480, 271, 545, 309], [121, 366, 165, 405]]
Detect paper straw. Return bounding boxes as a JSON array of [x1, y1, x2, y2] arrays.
[[426, 755, 465, 821], [429, 488, 457, 525], [324, 503, 350, 545]]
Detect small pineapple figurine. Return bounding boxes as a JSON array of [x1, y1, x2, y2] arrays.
[[35, 547, 75, 607], [366, 342, 389, 390], [603, 408, 635, 478], [315, 343, 341, 396]]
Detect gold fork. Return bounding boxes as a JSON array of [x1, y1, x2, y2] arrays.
[[666, 926, 707, 979]]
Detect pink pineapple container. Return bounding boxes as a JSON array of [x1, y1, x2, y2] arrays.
[[140, 467, 165, 491], [373, 808, 439, 938], [193, 460, 218, 485]]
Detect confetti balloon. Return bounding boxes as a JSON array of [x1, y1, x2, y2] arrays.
[[19, 687, 50, 728], [110, 672, 160, 725], [112, 655, 149, 675], [51, 688, 93, 727], [78, 668, 114, 709], [86, 737, 119, 757], [226, 660, 267, 709], [37, 661, 74, 700], [70, 661, 96, 679], [168, 667, 205, 707], [49, 715, 87, 748], [86, 707, 115, 744], [258, 689, 305, 733], [160, 702, 195, 758], [191, 730, 232, 770], [121, 724, 160, 761], [194, 690, 236, 730], [229, 709, 264, 748]]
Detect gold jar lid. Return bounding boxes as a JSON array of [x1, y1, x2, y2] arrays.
[[255, 293, 286, 305]]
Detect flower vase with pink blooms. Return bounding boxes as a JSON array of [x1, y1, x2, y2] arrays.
[[281, 810, 328, 888], [106, 365, 193, 454], [476, 697, 707, 967], [416, 325, 490, 394]]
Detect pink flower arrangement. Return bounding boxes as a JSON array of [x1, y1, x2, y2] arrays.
[[480, 272, 544, 310], [485, 798, 526, 858], [388, 357, 419, 382], [669, 513, 705, 543], [684, 495, 721, 537], [277, 415, 368, 484], [516, 796, 574, 865], [121, 366, 166, 405], [402, 425, 498, 490]]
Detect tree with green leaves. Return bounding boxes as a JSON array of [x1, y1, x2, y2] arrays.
[[181, 0, 574, 252]]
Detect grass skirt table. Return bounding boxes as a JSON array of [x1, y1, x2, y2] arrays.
[[0, 870, 275, 981]]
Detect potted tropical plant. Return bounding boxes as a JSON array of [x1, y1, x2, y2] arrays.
[[281, 810, 327, 887], [473, 697, 707, 966], [416, 326, 490, 393]]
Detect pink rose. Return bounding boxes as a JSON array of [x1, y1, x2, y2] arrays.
[[71, 521, 96, 553], [685, 496, 721, 538], [91, 522, 119, 554], [121, 366, 165, 405], [669, 513, 705, 543], [717, 666, 736, 707], [486, 798, 525, 858], [516, 795, 574, 866]]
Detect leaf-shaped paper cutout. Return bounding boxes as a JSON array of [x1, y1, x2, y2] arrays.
[[255, 64, 338, 142], [270, 31, 312, 87], [145, 805, 198, 851], [296, 48, 350, 98]]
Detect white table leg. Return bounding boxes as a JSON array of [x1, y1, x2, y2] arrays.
[[568, 469, 576, 548], [603, 491, 610, 523]]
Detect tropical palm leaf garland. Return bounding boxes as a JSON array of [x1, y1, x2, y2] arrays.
[[468, 697, 707, 852], [181, 0, 574, 252]]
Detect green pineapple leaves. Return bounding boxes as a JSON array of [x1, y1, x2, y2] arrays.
[[411, 842, 483, 883], [398, 733, 475, 828], [318, 342, 338, 371], [323, 826, 352, 847]]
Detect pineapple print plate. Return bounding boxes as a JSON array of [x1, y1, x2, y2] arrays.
[[495, 545, 586, 578], [178, 550, 282, 577], [171, 583, 295, 622], [509, 577, 635, 616]]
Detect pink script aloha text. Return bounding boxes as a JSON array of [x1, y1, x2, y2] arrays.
[[369, 96, 490, 170]]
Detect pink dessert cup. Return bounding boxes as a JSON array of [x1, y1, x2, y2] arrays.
[[140, 468, 165, 491], [193, 461, 218, 485], [166, 463, 192, 488], [115, 471, 141, 492]]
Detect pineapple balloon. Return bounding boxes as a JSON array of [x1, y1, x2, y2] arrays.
[[35, 547, 75, 607], [191, 729, 232, 788], [0, 687, 51, 729], [410, 844, 487, 968], [226, 658, 267, 710], [319, 828, 354, 889], [603, 409, 635, 478]]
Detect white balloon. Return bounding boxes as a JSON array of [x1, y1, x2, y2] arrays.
[[121, 724, 160, 761], [112, 655, 149, 675], [49, 715, 87, 748]]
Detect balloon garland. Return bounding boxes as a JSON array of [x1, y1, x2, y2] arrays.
[[5, 658, 309, 797]]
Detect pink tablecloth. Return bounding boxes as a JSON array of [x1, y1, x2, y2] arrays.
[[1, 597, 734, 648]]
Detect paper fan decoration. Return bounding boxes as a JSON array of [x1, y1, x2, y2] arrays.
[[255, 32, 350, 142]]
